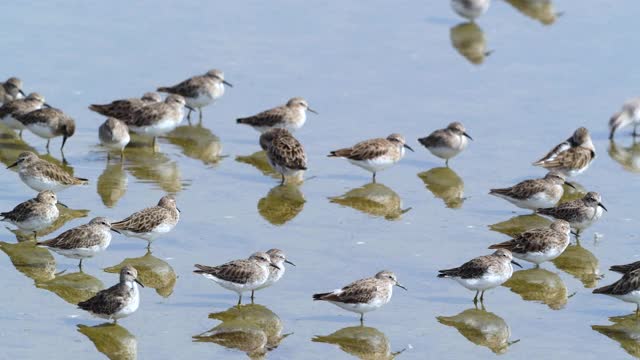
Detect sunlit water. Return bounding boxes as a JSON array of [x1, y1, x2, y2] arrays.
[[1, 1, 640, 359]]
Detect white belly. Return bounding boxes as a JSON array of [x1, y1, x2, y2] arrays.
[[254, 268, 285, 291], [428, 146, 462, 160], [201, 273, 267, 294], [515, 245, 566, 265], [612, 290, 640, 305], [101, 133, 130, 151], [455, 271, 511, 291], [26, 123, 56, 139], [20, 172, 69, 192], [451, 0, 490, 20], [129, 115, 181, 137], [6, 209, 57, 232], [571, 207, 603, 230], [49, 242, 110, 260], [348, 155, 398, 174], [187, 91, 216, 108], [493, 191, 560, 210], [329, 296, 389, 314]]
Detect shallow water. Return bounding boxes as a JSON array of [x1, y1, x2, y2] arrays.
[[1, 1, 640, 359]]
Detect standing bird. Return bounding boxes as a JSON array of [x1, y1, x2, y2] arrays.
[[260, 128, 307, 185], [77, 265, 144, 323], [0, 77, 25, 104], [251, 249, 295, 299], [313, 270, 407, 324], [537, 192, 607, 235], [237, 97, 317, 133], [329, 134, 414, 183], [111, 195, 180, 248], [7, 152, 88, 192], [99, 117, 130, 159], [488, 220, 572, 266], [125, 94, 192, 148], [89, 92, 162, 122], [194, 252, 280, 305], [489, 172, 574, 211], [438, 249, 521, 304], [451, 0, 491, 20], [0, 190, 62, 240], [157, 69, 231, 123], [0, 92, 48, 137], [418, 122, 472, 166], [609, 97, 640, 139], [533, 127, 595, 177], [593, 268, 640, 315], [16, 107, 75, 152], [37, 217, 119, 269]]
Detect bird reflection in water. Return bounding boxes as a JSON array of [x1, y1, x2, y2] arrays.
[[236, 151, 279, 178], [504, 0, 562, 25], [502, 268, 569, 310], [608, 139, 640, 173], [450, 22, 492, 65], [418, 167, 465, 209], [552, 242, 602, 288], [97, 160, 128, 208], [593, 314, 640, 358], [104, 250, 177, 298], [193, 304, 290, 359], [312, 325, 405, 359], [36, 269, 104, 305], [0, 240, 57, 282], [167, 124, 224, 166], [77, 322, 137, 360], [123, 141, 186, 193], [329, 183, 411, 221], [489, 214, 552, 237], [437, 306, 519, 354], [258, 183, 306, 226]]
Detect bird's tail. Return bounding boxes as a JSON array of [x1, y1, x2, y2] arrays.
[[157, 87, 172, 93], [312, 292, 331, 301]]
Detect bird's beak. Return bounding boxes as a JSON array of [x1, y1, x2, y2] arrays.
[[511, 260, 523, 268], [564, 181, 576, 189], [185, 105, 196, 112], [19, 89, 26, 96], [57, 202, 68, 208], [404, 144, 414, 152], [396, 283, 408, 291], [307, 108, 318, 114], [177, 207, 182, 213], [135, 279, 145, 287], [598, 203, 608, 212], [7, 161, 18, 169], [222, 80, 233, 87], [110, 228, 121, 234], [463, 132, 473, 140], [43, 103, 52, 108], [61, 136, 69, 150], [570, 230, 578, 236], [270, 263, 281, 270], [285, 259, 296, 266]]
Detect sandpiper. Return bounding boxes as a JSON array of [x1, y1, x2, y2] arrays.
[[126, 94, 192, 147], [260, 128, 307, 185], [99, 117, 130, 159], [438, 249, 521, 304], [16, 107, 75, 152], [7, 152, 88, 192], [489, 172, 574, 211], [0, 77, 25, 104], [593, 268, 640, 314], [313, 270, 407, 323], [451, 0, 491, 20], [194, 252, 279, 305], [0, 190, 62, 239], [251, 249, 295, 298], [537, 191, 607, 234], [533, 127, 595, 177], [157, 69, 231, 122], [37, 217, 119, 268], [111, 195, 180, 248], [89, 92, 162, 122], [0, 92, 48, 137], [418, 122, 472, 166], [610, 261, 640, 274], [77, 265, 144, 323], [609, 97, 640, 139], [328, 133, 414, 182], [488, 220, 572, 266], [237, 97, 317, 133]]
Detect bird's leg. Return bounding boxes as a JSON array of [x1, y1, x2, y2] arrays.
[[46, 139, 50, 152], [280, 174, 285, 186], [113, 319, 118, 325], [146, 241, 151, 251], [32, 231, 37, 241], [251, 290, 255, 301], [187, 108, 192, 122], [237, 294, 242, 306], [120, 149, 125, 161], [107, 152, 111, 161], [634, 124, 639, 137], [473, 290, 479, 304], [199, 108, 203, 124], [79, 259, 83, 270], [360, 313, 364, 325], [18, 130, 22, 138], [372, 172, 376, 183], [446, 159, 449, 167], [480, 290, 485, 302]]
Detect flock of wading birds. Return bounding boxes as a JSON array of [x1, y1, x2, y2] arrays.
[[1, 67, 640, 324]]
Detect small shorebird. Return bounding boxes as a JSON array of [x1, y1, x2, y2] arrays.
[[99, 117, 130, 159], [89, 92, 162, 122], [126, 94, 192, 148], [237, 97, 317, 133], [438, 249, 521, 304], [7, 152, 88, 192], [157, 69, 231, 122], [533, 127, 595, 177], [537, 191, 607, 234], [593, 268, 640, 315], [17, 107, 75, 152], [451, 0, 491, 20], [489, 172, 574, 211], [418, 122, 472, 166], [111, 195, 180, 248], [251, 249, 295, 299], [0, 92, 48, 137], [488, 220, 572, 266], [0, 190, 62, 240], [610, 261, 640, 275], [313, 270, 407, 323], [77, 265, 144, 323], [37, 217, 118, 269], [609, 97, 640, 139], [194, 252, 279, 305], [259, 128, 307, 185], [0, 77, 25, 104], [328, 133, 414, 182]]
